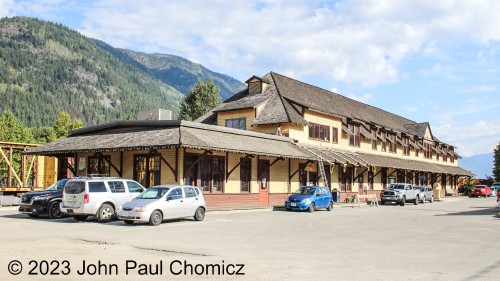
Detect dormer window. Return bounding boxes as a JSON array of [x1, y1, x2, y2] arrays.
[[246, 75, 269, 95]]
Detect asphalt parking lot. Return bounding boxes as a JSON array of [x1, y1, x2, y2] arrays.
[[0, 197, 499, 281]]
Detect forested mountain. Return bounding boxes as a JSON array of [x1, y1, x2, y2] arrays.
[[0, 17, 244, 127], [98, 44, 244, 101]]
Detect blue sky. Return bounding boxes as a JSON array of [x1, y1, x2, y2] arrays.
[[2, 1, 500, 165]]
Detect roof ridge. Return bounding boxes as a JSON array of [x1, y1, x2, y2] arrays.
[[269, 72, 292, 123], [270, 72, 417, 127]]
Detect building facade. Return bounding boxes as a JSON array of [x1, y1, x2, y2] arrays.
[[26, 72, 473, 206]]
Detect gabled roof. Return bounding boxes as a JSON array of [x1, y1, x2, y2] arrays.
[[198, 71, 449, 145]]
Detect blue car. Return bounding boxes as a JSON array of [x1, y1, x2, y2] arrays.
[[285, 186, 334, 212]]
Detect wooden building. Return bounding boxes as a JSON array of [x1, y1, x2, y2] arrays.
[[25, 72, 474, 205]]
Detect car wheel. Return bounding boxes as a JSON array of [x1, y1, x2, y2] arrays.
[[400, 197, 406, 206], [48, 201, 63, 219], [73, 215, 88, 221], [430, 196, 434, 203], [193, 207, 205, 221], [327, 201, 333, 211], [124, 220, 134, 225], [27, 214, 39, 218], [149, 210, 162, 226], [422, 196, 426, 204], [309, 203, 315, 213], [414, 196, 419, 205], [97, 204, 115, 223]]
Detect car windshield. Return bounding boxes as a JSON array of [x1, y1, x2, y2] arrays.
[[389, 184, 406, 190], [293, 187, 316, 195], [46, 179, 69, 191], [136, 187, 170, 199]]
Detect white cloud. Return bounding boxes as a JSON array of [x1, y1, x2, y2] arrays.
[[0, 0, 15, 17], [5, 1, 500, 86], [348, 93, 373, 103], [461, 85, 497, 93], [433, 121, 500, 157]]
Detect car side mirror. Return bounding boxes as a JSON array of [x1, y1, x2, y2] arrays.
[[166, 196, 173, 201]]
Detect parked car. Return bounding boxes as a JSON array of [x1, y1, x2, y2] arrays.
[[380, 183, 420, 206], [490, 182, 500, 196], [470, 185, 491, 198], [414, 185, 434, 203], [285, 186, 334, 212], [60, 177, 145, 222], [117, 185, 206, 226], [19, 178, 70, 218]]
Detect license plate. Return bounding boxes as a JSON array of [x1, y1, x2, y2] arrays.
[[66, 201, 77, 208], [291, 203, 296, 207]]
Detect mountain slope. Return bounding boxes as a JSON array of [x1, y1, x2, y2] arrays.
[[100, 46, 245, 100], [0, 17, 244, 127], [460, 152, 493, 178]]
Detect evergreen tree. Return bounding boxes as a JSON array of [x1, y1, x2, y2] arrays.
[[53, 112, 83, 139], [179, 79, 221, 121], [493, 142, 500, 182]]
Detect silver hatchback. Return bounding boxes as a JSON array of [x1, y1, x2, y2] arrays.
[[117, 185, 207, 226]]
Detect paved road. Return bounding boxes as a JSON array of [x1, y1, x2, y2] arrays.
[[0, 197, 499, 281]]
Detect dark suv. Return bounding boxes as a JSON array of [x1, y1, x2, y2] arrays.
[[19, 178, 70, 219]]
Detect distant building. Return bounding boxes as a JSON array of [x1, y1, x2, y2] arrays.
[[137, 109, 172, 121]]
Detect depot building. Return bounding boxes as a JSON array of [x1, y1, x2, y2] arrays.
[[25, 72, 474, 206]]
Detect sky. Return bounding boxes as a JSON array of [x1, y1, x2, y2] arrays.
[[1, 1, 499, 167]]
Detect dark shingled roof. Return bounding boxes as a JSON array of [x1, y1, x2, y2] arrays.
[[198, 71, 451, 145], [24, 120, 313, 160]]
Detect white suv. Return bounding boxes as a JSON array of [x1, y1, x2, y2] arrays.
[[60, 177, 145, 222]]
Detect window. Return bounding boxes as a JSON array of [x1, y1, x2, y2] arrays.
[[381, 132, 387, 152], [88, 181, 106, 193], [127, 181, 144, 193], [108, 181, 125, 193], [183, 186, 197, 198], [308, 123, 330, 142], [332, 127, 338, 143], [225, 118, 246, 130], [443, 153, 448, 162], [403, 137, 410, 155], [387, 133, 396, 153], [371, 128, 377, 150], [87, 156, 110, 176], [240, 158, 251, 192], [424, 142, 432, 159], [134, 155, 160, 188], [299, 163, 307, 186], [168, 188, 183, 200], [200, 156, 224, 192], [348, 124, 360, 147]]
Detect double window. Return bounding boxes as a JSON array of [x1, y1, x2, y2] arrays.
[[348, 124, 360, 147], [402, 137, 410, 155], [309, 123, 330, 142], [225, 118, 246, 130], [87, 155, 110, 176], [387, 133, 396, 153], [424, 142, 432, 159], [133, 155, 161, 188], [184, 153, 225, 193]]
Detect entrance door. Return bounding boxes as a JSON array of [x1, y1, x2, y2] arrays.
[[258, 160, 270, 205]]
